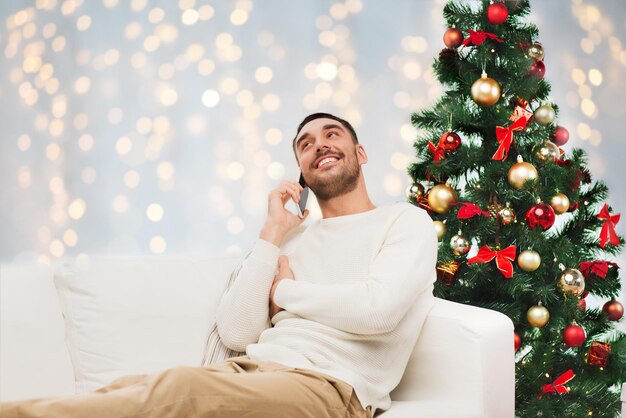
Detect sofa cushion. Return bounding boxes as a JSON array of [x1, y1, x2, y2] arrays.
[[53, 255, 240, 393]]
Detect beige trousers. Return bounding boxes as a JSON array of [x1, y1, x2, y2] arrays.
[[0, 356, 372, 418]]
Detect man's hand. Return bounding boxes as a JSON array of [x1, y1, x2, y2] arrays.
[[269, 255, 294, 319], [260, 181, 309, 247]]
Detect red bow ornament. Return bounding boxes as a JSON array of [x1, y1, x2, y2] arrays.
[[540, 369, 575, 397], [492, 117, 527, 161], [467, 245, 517, 278], [428, 140, 445, 163], [462, 30, 504, 47], [456, 202, 490, 219], [598, 203, 620, 249], [579, 260, 619, 280]]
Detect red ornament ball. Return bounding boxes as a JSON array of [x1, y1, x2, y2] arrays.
[[440, 131, 462, 151], [529, 60, 546, 79], [567, 201, 579, 213], [551, 126, 570, 146], [577, 298, 586, 311], [443, 28, 464, 49], [487, 3, 508, 25], [563, 324, 586, 347], [525, 202, 556, 230], [514, 332, 522, 352], [602, 299, 624, 321]]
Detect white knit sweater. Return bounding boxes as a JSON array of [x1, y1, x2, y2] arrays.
[[215, 202, 437, 416]]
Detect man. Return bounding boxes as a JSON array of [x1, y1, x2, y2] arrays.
[[1, 113, 437, 418]]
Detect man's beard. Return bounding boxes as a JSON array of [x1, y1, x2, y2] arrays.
[[306, 150, 361, 201]]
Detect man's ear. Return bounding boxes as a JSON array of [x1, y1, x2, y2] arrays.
[[356, 144, 368, 165]]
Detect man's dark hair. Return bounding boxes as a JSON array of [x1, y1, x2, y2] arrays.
[[292, 113, 359, 162]]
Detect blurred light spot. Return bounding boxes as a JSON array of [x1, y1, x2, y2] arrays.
[[580, 99, 597, 118], [400, 123, 418, 143], [262, 93, 280, 111], [267, 162, 285, 179], [268, 45, 285, 61], [43, 23, 57, 38], [589, 130, 602, 146], [149, 236, 166, 254], [17, 134, 31, 151], [50, 204, 66, 224], [108, 107, 123, 124], [198, 58, 215, 75], [202, 89, 220, 107], [230, 9, 248, 25], [49, 240, 65, 257], [227, 216, 244, 234], [337, 64, 355, 81], [219, 77, 239, 94], [23, 56, 42, 73], [74, 76, 91, 94], [186, 43, 204, 61], [255, 66, 273, 83], [315, 82, 333, 99], [390, 152, 410, 170], [82, 167, 96, 184], [149, 7, 165, 23], [319, 31, 337, 47], [178, 0, 195, 10], [401, 36, 428, 53], [236, 89, 254, 107], [124, 22, 142, 40], [394, 91, 411, 108], [403, 61, 422, 79], [61, 1, 78, 15], [144, 35, 160, 52], [63, 229, 78, 247], [577, 122, 591, 139], [227, 162, 245, 179], [159, 87, 178, 106], [131, 0, 148, 12], [103, 0, 119, 8], [216, 32, 234, 48], [157, 161, 175, 179], [49, 119, 64, 137], [116, 136, 132, 155], [52, 36, 66, 52], [253, 150, 271, 167], [73, 113, 88, 130], [153, 116, 170, 134], [147, 203, 164, 221], [330, 3, 348, 20], [303, 93, 320, 109], [580, 38, 594, 54], [317, 62, 337, 81], [315, 15, 333, 30], [46, 143, 62, 161], [578, 84, 592, 99], [157, 63, 175, 80], [265, 128, 283, 145], [124, 170, 140, 188], [182, 9, 199, 25], [186, 114, 207, 135], [346, 0, 362, 14], [304, 63, 318, 80], [17, 166, 31, 188], [68, 198, 86, 220], [78, 134, 94, 151], [198, 5, 214, 20], [588, 69, 602, 86], [136, 117, 152, 134], [38, 226, 52, 244], [76, 15, 91, 31], [243, 104, 261, 120], [257, 30, 274, 46], [383, 174, 403, 197], [112, 195, 129, 213], [343, 108, 362, 127]]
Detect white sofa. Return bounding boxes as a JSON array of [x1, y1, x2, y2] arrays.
[[0, 255, 515, 417]]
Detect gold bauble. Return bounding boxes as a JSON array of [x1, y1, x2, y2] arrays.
[[507, 157, 539, 189], [498, 206, 516, 225], [427, 184, 458, 214], [406, 183, 425, 201], [471, 73, 501, 107], [528, 42, 545, 60], [527, 304, 550, 327], [534, 105, 556, 125], [557, 268, 585, 297], [550, 193, 570, 215], [433, 221, 446, 240], [450, 233, 471, 256], [531, 141, 560, 165], [517, 249, 541, 272]]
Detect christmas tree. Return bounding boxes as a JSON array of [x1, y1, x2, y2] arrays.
[[407, 1, 625, 416]]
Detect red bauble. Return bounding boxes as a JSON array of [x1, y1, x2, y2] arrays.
[[563, 324, 586, 347], [443, 28, 464, 49], [514, 332, 522, 352], [487, 3, 508, 25], [567, 201, 579, 212], [525, 202, 556, 230], [529, 60, 546, 79], [602, 299, 624, 321], [551, 126, 570, 146], [577, 298, 586, 311], [440, 131, 462, 151]]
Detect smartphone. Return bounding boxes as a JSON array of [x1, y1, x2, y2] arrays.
[[297, 173, 309, 218]]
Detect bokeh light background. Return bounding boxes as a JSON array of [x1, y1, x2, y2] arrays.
[[1, 0, 625, 309]]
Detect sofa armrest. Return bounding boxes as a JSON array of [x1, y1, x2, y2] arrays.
[[390, 297, 514, 418]]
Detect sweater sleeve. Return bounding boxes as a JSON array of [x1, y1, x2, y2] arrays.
[[272, 207, 438, 335], [215, 238, 279, 352]]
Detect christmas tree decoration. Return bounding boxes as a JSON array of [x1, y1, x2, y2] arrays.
[[517, 249, 541, 272], [527, 303, 550, 327], [450, 232, 472, 255], [550, 125, 569, 146], [586, 341, 611, 368], [557, 267, 586, 297], [578, 298, 586, 311], [525, 202, 556, 230], [433, 220, 446, 240], [514, 332, 522, 352], [405, 183, 425, 201], [528, 42, 544, 60], [550, 192, 570, 215], [436, 261, 460, 285], [461, 29, 504, 47], [602, 299, 624, 321], [439, 130, 462, 151], [529, 60, 546, 78], [497, 204, 516, 225], [427, 140, 446, 163], [508, 156, 538, 189], [443, 27, 464, 48], [486, 2, 508, 25], [427, 183, 458, 213], [563, 324, 586, 347], [567, 201, 579, 212], [531, 140, 560, 165], [597, 203, 621, 249], [467, 245, 516, 278], [457, 202, 489, 219], [540, 370, 575, 397], [579, 260, 620, 281], [492, 117, 527, 161], [533, 104, 556, 125], [470, 71, 501, 106]]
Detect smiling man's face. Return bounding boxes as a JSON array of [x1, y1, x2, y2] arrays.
[[294, 117, 367, 201]]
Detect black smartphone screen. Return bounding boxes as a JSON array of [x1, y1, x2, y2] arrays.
[[298, 173, 309, 217]]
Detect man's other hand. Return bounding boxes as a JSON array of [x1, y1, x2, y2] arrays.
[[260, 181, 309, 247], [269, 255, 294, 319]]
